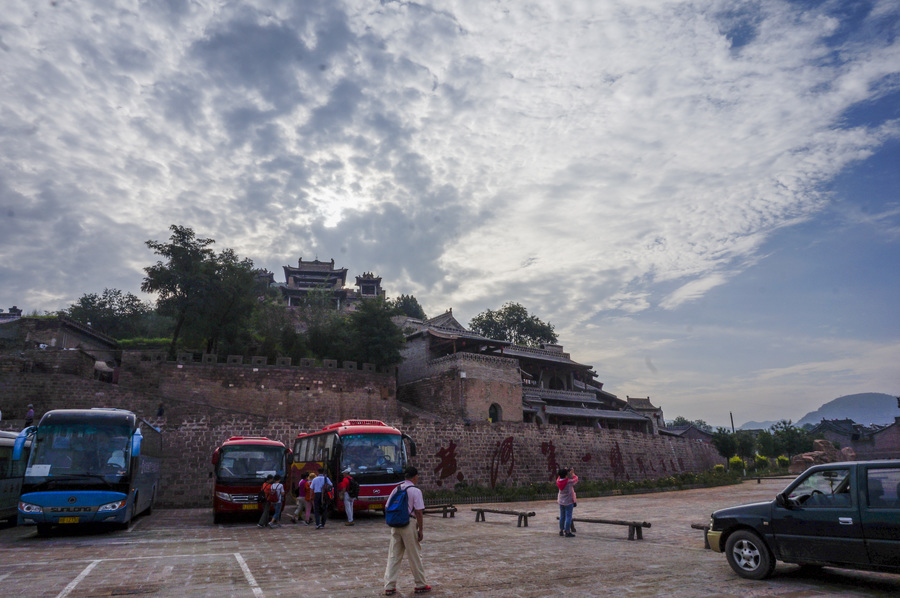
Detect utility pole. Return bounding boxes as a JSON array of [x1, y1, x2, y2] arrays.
[[730, 412, 735, 434]]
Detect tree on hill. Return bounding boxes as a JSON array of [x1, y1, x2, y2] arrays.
[[62, 288, 152, 339], [469, 302, 557, 347], [392, 294, 427, 320], [142, 225, 255, 356], [349, 298, 406, 368]]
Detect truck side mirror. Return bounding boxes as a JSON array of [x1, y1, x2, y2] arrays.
[[775, 493, 790, 509], [212, 449, 220, 466]]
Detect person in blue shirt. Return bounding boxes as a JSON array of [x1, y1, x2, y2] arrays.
[[309, 467, 333, 529]]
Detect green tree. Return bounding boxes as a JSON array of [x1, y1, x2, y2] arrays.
[[755, 430, 778, 459], [187, 247, 257, 354], [142, 225, 215, 356], [771, 420, 812, 458], [349, 298, 406, 368], [142, 225, 255, 356], [734, 430, 756, 463], [248, 289, 292, 359], [392, 294, 427, 320], [469, 302, 557, 347], [62, 288, 152, 338], [711, 427, 737, 459]]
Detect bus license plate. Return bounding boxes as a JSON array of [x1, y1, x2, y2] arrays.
[[58, 517, 80, 524], [242, 504, 257, 510]]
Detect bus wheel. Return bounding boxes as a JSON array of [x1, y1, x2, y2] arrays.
[[36, 524, 52, 538]]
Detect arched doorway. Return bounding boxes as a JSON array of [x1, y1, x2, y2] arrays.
[[489, 403, 502, 423]]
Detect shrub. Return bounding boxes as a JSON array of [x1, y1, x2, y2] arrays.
[[713, 464, 725, 474], [728, 456, 745, 471], [777, 455, 790, 469], [754, 454, 769, 470]]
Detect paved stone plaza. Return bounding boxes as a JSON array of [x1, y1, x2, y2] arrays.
[[1, 478, 898, 597]]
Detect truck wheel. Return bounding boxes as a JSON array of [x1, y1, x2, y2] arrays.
[[725, 530, 775, 580]]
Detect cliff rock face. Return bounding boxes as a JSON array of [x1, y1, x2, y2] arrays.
[[789, 439, 856, 474]]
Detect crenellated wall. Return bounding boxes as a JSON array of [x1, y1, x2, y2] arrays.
[[0, 350, 725, 508]]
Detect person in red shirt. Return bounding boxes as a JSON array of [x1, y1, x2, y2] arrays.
[[557, 467, 578, 537], [337, 467, 355, 526]]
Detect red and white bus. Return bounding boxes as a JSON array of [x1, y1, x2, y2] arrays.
[[291, 420, 416, 513], [211, 436, 290, 523]]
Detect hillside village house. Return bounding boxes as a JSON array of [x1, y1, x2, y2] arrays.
[[396, 310, 656, 432]]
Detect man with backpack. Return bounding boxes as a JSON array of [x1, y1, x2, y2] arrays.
[[266, 474, 285, 528], [337, 467, 359, 526], [383, 466, 431, 595], [309, 467, 333, 529], [257, 474, 274, 528]]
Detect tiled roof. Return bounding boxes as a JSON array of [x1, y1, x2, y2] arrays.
[[543, 406, 650, 421], [626, 397, 658, 410]]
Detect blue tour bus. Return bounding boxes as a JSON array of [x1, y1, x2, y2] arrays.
[[14, 408, 161, 535], [1, 430, 31, 525]]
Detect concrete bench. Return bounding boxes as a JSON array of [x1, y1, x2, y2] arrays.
[[559, 516, 651, 540], [473, 508, 535, 527], [424, 504, 457, 518]]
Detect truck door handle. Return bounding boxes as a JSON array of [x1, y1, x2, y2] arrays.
[[838, 517, 853, 525]]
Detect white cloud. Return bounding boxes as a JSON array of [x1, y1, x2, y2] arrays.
[[0, 0, 898, 423]]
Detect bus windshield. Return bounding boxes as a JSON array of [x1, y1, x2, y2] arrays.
[[216, 445, 284, 481], [26, 422, 132, 482], [341, 433, 404, 474]]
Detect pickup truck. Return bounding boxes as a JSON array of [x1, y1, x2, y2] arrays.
[[707, 460, 900, 579]]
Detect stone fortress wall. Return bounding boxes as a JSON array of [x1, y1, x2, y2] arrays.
[[0, 351, 724, 508]]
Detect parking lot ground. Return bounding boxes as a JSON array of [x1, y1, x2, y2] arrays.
[[1, 478, 898, 597]]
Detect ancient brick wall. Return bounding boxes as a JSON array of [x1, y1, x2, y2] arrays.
[[397, 352, 523, 423], [851, 419, 900, 460], [112, 416, 725, 508], [1, 357, 725, 509]]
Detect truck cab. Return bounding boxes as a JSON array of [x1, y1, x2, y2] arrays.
[[707, 460, 900, 579]]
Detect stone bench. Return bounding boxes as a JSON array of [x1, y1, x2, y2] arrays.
[[424, 504, 457, 518], [473, 507, 535, 527], [559, 516, 651, 540]]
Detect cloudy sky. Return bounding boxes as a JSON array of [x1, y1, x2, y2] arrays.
[[2, 0, 898, 427]]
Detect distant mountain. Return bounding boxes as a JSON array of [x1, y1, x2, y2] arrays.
[[738, 393, 898, 431], [796, 393, 898, 428]]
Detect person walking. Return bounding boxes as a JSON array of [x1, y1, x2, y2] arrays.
[[257, 474, 274, 528], [291, 472, 315, 525], [309, 467, 333, 529], [267, 474, 285, 528], [24, 404, 34, 427], [383, 466, 431, 595], [337, 467, 356, 526], [557, 467, 578, 538]]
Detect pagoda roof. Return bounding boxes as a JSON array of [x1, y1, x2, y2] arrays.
[[626, 397, 659, 411], [544, 405, 651, 421], [499, 344, 590, 368]]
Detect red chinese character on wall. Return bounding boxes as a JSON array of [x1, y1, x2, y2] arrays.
[[434, 439, 464, 487], [490, 437, 515, 489]]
